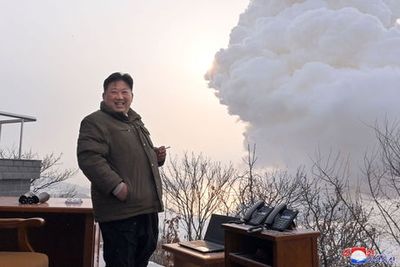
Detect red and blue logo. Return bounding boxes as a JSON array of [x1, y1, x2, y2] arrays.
[[342, 247, 375, 264]]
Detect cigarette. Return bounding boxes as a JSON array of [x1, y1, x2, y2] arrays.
[[165, 146, 171, 149]]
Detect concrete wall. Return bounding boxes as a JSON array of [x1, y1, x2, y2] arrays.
[[0, 159, 41, 196]]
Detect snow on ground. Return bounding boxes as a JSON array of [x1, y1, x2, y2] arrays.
[[98, 244, 163, 267]]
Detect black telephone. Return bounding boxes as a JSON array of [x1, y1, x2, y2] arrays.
[[264, 203, 298, 231], [243, 200, 274, 226], [270, 208, 298, 231], [242, 201, 298, 232]]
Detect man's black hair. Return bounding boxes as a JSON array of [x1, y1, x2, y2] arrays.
[[103, 72, 134, 91]]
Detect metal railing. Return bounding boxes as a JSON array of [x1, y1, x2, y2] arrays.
[[0, 111, 37, 159]]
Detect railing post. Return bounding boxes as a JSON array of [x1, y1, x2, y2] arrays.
[[19, 119, 25, 159]]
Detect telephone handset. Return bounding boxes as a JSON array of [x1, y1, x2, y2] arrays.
[[264, 203, 286, 226], [264, 203, 298, 231], [243, 200, 264, 222]]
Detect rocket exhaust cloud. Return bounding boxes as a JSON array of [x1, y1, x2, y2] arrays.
[[206, 0, 400, 170]]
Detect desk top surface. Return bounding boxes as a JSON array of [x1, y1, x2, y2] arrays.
[[0, 196, 93, 214], [163, 243, 224, 263], [223, 223, 320, 240]]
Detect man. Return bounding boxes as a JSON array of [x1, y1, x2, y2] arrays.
[[77, 72, 166, 267]]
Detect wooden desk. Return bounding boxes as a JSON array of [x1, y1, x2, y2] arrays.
[[0, 197, 99, 267], [223, 224, 319, 267], [163, 243, 225, 267]]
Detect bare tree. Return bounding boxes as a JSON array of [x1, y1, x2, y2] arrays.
[[161, 152, 238, 240], [299, 152, 382, 267], [363, 121, 400, 249], [0, 147, 36, 159], [31, 152, 77, 193], [0, 148, 77, 195], [234, 144, 303, 216]]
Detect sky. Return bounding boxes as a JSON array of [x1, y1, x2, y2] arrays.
[[1, 0, 400, 187], [0, 0, 249, 186]]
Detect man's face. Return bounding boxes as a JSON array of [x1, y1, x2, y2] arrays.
[[103, 80, 133, 114]]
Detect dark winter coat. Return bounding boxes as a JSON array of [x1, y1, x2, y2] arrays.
[[77, 102, 163, 222]]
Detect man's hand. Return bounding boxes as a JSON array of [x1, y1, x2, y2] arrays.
[[155, 146, 168, 166], [114, 182, 128, 202]]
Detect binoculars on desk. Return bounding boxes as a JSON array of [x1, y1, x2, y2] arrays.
[[19, 191, 50, 204]]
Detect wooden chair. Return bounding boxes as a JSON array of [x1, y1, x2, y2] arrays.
[[0, 217, 48, 267]]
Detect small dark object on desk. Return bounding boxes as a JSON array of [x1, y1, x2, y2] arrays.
[[19, 192, 50, 204]]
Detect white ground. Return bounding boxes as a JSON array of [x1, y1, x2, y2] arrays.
[[98, 244, 163, 267]]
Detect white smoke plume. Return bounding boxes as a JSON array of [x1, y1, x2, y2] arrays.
[[206, 0, 400, 170]]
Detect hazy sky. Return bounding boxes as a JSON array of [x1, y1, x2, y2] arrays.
[[0, 0, 249, 186], [2, 0, 400, 187]]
